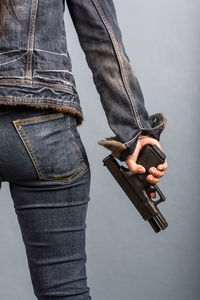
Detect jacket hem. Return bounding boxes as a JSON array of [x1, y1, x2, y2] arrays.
[[0, 97, 84, 125]]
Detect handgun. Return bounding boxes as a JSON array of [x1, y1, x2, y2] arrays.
[[102, 144, 168, 233]]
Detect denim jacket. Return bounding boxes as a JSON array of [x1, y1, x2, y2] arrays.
[[0, 0, 167, 161]]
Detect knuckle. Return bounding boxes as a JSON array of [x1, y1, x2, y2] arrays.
[[146, 175, 155, 183], [130, 167, 137, 174]]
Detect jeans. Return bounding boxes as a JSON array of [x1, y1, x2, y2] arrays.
[[0, 106, 92, 300]]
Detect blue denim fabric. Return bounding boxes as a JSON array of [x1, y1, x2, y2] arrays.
[[0, 0, 167, 161], [0, 106, 92, 299]]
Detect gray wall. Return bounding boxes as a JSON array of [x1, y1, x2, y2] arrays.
[[0, 0, 199, 299]]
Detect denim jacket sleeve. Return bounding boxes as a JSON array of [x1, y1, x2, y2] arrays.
[[66, 0, 167, 161]]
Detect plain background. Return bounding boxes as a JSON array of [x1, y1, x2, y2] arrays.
[[0, 0, 199, 299]]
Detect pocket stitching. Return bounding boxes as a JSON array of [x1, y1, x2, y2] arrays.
[[65, 114, 86, 164], [14, 112, 65, 124], [13, 115, 88, 182], [13, 120, 43, 179], [39, 164, 88, 182]]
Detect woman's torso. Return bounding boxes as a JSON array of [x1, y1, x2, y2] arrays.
[[0, 0, 83, 125]]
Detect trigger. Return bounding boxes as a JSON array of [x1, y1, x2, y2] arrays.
[[146, 186, 156, 194]]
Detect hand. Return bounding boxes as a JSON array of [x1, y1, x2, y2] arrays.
[[125, 134, 168, 198]]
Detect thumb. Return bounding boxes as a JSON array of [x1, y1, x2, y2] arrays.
[[125, 143, 146, 174]]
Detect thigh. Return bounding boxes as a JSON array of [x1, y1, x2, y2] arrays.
[[3, 107, 92, 299], [9, 168, 92, 299]]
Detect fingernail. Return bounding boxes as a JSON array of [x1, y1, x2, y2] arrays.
[[138, 167, 144, 172]]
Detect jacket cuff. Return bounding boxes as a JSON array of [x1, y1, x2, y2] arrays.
[[97, 112, 167, 161]]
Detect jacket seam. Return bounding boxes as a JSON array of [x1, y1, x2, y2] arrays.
[[0, 51, 28, 67], [91, 0, 143, 129], [30, 0, 39, 79], [34, 48, 69, 57], [35, 69, 73, 75], [0, 96, 82, 111], [0, 79, 76, 94], [0, 76, 26, 79], [124, 130, 142, 146], [33, 75, 75, 89], [26, 0, 39, 80], [0, 50, 22, 55]]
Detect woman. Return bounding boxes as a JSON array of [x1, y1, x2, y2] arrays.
[[0, 0, 168, 299]]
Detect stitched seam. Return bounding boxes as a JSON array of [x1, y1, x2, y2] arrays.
[[34, 75, 75, 89], [26, 0, 39, 79], [26, 0, 33, 77], [0, 80, 75, 94], [26, 53, 30, 79], [12, 121, 42, 178], [0, 50, 22, 55], [38, 164, 88, 182], [0, 76, 26, 79], [29, 0, 39, 79], [91, 0, 143, 129], [18, 123, 43, 177], [0, 96, 81, 110], [142, 123, 164, 130], [29, 0, 39, 52], [0, 79, 75, 93], [14, 113, 65, 125], [124, 130, 142, 146], [34, 48, 69, 57], [0, 51, 28, 67], [36, 69, 73, 74], [27, 0, 33, 51], [66, 114, 87, 164]]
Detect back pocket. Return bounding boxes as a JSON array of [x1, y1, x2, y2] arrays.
[[12, 112, 88, 183]]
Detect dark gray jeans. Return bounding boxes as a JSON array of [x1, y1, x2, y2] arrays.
[[0, 106, 92, 300]]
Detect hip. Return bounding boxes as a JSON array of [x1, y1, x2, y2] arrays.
[[0, 106, 90, 185]]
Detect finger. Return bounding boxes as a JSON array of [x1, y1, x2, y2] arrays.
[[148, 167, 164, 178], [127, 161, 146, 174], [146, 174, 160, 184], [150, 192, 156, 198], [157, 160, 168, 171], [125, 144, 141, 164], [143, 137, 162, 151]]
